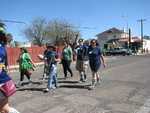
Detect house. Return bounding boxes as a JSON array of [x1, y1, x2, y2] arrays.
[[96, 27, 127, 48], [143, 39, 150, 52], [96, 27, 141, 51]]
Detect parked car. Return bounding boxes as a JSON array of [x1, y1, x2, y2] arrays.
[[104, 47, 132, 56]]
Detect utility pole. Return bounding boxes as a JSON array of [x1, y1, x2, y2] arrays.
[[128, 28, 131, 49], [137, 19, 146, 53]]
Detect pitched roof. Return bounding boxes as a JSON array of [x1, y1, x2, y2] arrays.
[[96, 27, 124, 37]]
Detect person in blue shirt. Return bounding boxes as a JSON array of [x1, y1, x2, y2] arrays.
[[44, 44, 60, 92], [88, 39, 106, 89], [0, 28, 20, 113], [76, 39, 89, 82], [0, 31, 10, 85]]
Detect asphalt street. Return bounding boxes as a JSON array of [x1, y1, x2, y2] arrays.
[[9, 54, 150, 113]]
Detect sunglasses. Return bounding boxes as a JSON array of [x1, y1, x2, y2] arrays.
[[91, 41, 96, 44]]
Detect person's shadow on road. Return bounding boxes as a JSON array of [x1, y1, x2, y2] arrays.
[[17, 87, 45, 92]]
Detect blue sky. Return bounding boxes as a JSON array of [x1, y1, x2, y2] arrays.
[[0, 0, 150, 42]]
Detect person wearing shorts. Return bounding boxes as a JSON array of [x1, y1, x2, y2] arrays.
[[76, 39, 89, 82], [88, 39, 106, 89]]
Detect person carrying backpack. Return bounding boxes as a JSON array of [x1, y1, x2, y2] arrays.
[[44, 44, 60, 92], [76, 39, 89, 82]]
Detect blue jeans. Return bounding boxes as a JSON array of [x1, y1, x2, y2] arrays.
[[47, 64, 57, 89]]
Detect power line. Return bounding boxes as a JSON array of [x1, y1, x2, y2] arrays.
[[62, 25, 96, 30], [0, 19, 26, 25]]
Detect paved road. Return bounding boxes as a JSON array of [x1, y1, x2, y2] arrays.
[[9, 55, 150, 113]]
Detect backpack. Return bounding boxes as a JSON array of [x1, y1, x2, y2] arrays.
[[45, 51, 56, 66], [77, 45, 89, 61]]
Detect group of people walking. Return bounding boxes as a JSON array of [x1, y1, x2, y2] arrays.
[[75, 39, 106, 88], [40, 38, 106, 91]]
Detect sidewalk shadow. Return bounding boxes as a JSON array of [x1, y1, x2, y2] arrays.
[[58, 80, 79, 84], [39, 77, 65, 81], [15, 81, 43, 88], [22, 81, 42, 85], [57, 77, 66, 80], [17, 87, 45, 92], [59, 84, 91, 89]]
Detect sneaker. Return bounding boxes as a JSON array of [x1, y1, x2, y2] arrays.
[[17, 81, 23, 87], [92, 80, 96, 85], [9, 107, 20, 113], [84, 74, 87, 80], [71, 74, 73, 77], [79, 79, 84, 83], [52, 86, 56, 89], [64, 76, 68, 79], [83, 78, 87, 82], [43, 88, 50, 92], [96, 78, 102, 85], [42, 73, 49, 80], [88, 85, 95, 90], [55, 84, 59, 88], [96, 80, 101, 85], [78, 80, 83, 83], [28, 80, 33, 84], [42, 77, 46, 81]]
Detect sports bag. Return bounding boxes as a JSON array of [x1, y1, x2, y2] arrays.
[[1, 79, 16, 97]]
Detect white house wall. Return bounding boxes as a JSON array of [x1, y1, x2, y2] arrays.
[[143, 39, 150, 51], [97, 33, 122, 48]]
